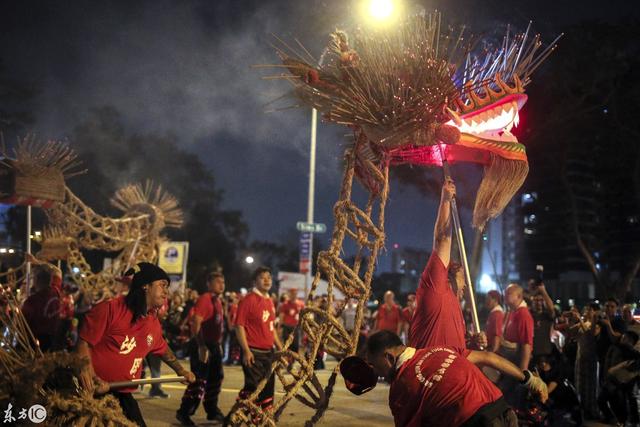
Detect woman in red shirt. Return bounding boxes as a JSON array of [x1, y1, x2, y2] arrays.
[[76, 263, 195, 427]]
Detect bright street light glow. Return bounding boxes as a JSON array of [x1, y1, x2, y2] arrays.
[[368, 0, 394, 20], [245, 256, 254, 264]]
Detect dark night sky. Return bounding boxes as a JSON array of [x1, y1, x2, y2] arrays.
[[0, 0, 637, 271]]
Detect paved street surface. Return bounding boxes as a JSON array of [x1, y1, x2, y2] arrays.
[[137, 359, 613, 427], [137, 359, 393, 426]]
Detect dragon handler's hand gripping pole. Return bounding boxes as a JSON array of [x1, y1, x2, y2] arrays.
[[439, 145, 481, 335]]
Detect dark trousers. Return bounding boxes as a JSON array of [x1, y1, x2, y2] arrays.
[[281, 324, 299, 352], [112, 392, 146, 427], [483, 409, 518, 427], [178, 339, 224, 416], [497, 347, 527, 410], [146, 354, 163, 392], [598, 381, 639, 424], [461, 398, 518, 427], [239, 348, 275, 409]]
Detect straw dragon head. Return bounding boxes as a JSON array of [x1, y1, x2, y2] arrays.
[[269, 14, 559, 228]]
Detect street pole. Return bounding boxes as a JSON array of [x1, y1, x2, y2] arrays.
[[305, 108, 318, 296], [26, 205, 31, 296]]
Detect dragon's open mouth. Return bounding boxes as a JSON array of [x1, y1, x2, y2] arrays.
[[446, 93, 528, 143]]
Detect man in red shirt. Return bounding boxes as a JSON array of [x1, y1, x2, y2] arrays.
[[176, 272, 226, 425], [235, 266, 283, 411], [341, 330, 547, 427], [410, 179, 484, 351], [226, 292, 241, 365], [501, 284, 534, 369], [485, 290, 504, 353], [76, 263, 195, 427], [21, 253, 63, 351], [376, 291, 402, 335], [498, 283, 534, 410], [278, 288, 304, 353], [401, 292, 416, 342]]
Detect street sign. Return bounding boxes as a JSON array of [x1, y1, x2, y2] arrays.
[[299, 232, 312, 274], [296, 221, 327, 233]]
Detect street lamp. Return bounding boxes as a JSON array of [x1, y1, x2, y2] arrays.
[[358, 0, 400, 26], [303, 0, 400, 297], [368, 0, 394, 20]]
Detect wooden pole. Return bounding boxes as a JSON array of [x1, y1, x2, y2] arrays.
[[439, 146, 481, 334]]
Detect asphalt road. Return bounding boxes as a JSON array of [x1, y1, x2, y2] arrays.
[[137, 359, 613, 427], [136, 359, 394, 427]]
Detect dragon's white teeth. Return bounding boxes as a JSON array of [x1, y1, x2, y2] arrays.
[[454, 99, 521, 136]]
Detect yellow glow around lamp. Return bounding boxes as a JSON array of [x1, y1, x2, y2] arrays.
[[363, 0, 398, 23], [369, 0, 394, 20]]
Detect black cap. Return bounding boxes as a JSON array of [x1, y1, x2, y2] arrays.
[[339, 356, 377, 395], [125, 262, 170, 289]]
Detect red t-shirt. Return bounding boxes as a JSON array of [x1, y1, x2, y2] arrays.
[[279, 299, 304, 327], [409, 254, 466, 351], [485, 308, 504, 348], [236, 290, 276, 350], [22, 275, 63, 337], [390, 346, 503, 427], [79, 296, 168, 392], [503, 306, 534, 347], [402, 306, 414, 323], [377, 304, 402, 332], [228, 303, 238, 327], [193, 292, 224, 344]]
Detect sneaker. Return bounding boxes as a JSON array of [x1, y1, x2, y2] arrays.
[[207, 408, 225, 422], [175, 411, 196, 426], [148, 388, 169, 399]]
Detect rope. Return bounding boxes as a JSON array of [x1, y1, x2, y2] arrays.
[[227, 133, 390, 426]]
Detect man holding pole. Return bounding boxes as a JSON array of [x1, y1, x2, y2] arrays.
[[76, 263, 195, 427], [409, 178, 485, 351]]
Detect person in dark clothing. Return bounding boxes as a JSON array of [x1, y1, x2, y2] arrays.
[[528, 282, 556, 364], [596, 298, 627, 381], [598, 330, 640, 425], [536, 356, 582, 426]]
